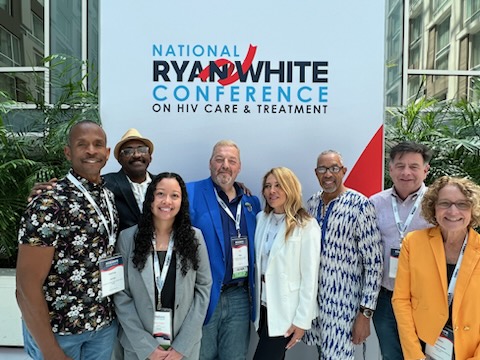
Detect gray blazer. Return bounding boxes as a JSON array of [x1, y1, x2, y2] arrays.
[[114, 225, 212, 360]]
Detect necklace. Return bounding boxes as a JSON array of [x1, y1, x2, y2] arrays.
[[272, 213, 286, 226]]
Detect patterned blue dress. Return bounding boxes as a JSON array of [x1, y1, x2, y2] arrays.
[[303, 190, 383, 359]]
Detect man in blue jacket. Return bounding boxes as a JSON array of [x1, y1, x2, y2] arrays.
[[187, 140, 260, 360]]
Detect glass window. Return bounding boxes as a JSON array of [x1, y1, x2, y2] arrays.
[[0, 0, 11, 14], [471, 33, 480, 69], [465, 0, 480, 20], [407, 75, 425, 100], [50, 0, 82, 103], [386, 86, 401, 107], [435, 18, 450, 70], [88, 0, 99, 92], [433, 0, 449, 12], [32, 12, 45, 43], [0, 72, 44, 103], [409, 42, 421, 69], [410, 16, 422, 44], [0, 26, 21, 66]]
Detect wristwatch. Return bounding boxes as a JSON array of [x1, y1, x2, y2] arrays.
[[360, 306, 374, 319]]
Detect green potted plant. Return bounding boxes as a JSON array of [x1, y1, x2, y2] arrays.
[[0, 55, 100, 268]]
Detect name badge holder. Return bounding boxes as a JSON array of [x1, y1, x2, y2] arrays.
[[426, 234, 468, 360], [152, 234, 175, 349], [231, 236, 248, 279], [214, 189, 249, 279], [425, 326, 454, 360], [153, 309, 173, 350], [389, 189, 425, 278], [389, 248, 401, 278], [99, 255, 125, 297]]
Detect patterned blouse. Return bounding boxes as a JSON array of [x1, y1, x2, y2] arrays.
[[303, 189, 383, 360], [18, 170, 119, 335]]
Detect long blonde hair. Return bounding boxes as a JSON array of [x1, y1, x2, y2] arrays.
[[262, 167, 311, 239]]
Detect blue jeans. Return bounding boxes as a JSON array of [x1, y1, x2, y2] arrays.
[[23, 320, 118, 360], [200, 286, 250, 360], [372, 288, 403, 360]]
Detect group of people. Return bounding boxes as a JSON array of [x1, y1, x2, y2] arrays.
[[14, 120, 480, 360]]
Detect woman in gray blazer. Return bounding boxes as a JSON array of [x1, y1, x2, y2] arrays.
[[114, 172, 212, 360]]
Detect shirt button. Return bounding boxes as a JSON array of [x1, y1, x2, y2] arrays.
[[464, 326, 470, 331], [454, 326, 458, 331]]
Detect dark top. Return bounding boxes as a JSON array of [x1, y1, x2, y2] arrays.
[[154, 251, 177, 313], [213, 181, 248, 285], [446, 262, 455, 329]]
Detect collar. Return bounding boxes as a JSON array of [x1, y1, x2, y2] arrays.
[[70, 169, 104, 190], [211, 178, 244, 203], [391, 183, 426, 202], [126, 171, 152, 186]]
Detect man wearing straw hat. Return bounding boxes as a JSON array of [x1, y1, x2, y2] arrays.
[[104, 128, 155, 231]]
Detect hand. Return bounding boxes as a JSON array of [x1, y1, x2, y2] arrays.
[[351, 312, 371, 344], [43, 346, 73, 360], [284, 324, 305, 350], [28, 178, 58, 202], [147, 346, 169, 360], [237, 181, 252, 196], [164, 347, 183, 360]]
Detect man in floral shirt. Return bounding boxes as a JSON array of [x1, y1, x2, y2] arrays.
[[16, 120, 120, 360]]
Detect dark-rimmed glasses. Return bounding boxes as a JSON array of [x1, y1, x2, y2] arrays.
[[120, 146, 149, 157], [315, 166, 344, 174]]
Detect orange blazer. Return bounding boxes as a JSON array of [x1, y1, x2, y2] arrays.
[[392, 227, 480, 360]]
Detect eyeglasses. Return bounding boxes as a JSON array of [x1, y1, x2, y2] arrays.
[[120, 146, 149, 157], [436, 200, 471, 210], [315, 166, 344, 174]]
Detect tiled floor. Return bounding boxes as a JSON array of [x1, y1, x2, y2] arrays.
[[0, 347, 30, 360]]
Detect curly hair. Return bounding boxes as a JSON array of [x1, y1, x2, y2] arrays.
[[262, 167, 311, 239], [132, 172, 199, 275], [421, 176, 480, 228]]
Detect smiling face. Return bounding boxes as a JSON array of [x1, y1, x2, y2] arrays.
[[315, 152, 347, 198], [389, 152, 429, 200], [209, 145, 241, 189], [435, 184, 472, 234], [263, 174, 287, 214], [64, 122, 110, 184], [118, 139, 152, 182], [151, 178, 182, 224]]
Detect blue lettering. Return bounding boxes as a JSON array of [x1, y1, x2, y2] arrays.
[[319, 87, 328, 102], [298, 86, 312, 102], [174, 86, 189, 101], [153, 85, 167, 101]]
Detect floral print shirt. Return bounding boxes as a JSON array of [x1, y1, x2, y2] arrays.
[[18, 170, 119, 335]]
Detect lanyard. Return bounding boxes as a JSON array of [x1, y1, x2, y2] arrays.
[[391, 188, 425, 243], [214, 188, 242, 237], [152, 234, 175, 309], [316, 197, 335, 251], [447, 233, 468, 306], [67, 173, 115, 247]]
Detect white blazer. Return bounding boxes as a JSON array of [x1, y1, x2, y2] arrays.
[[254, 211, 321, 336]]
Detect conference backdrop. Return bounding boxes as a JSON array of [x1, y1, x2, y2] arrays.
[[99, 0, 385, 199]]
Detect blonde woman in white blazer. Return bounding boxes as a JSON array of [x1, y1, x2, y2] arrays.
[[253, 167, 321, 360]]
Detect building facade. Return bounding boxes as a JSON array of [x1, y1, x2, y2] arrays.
[[386, 0, 480, 106]]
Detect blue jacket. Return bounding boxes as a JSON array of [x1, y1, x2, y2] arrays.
[[186, 177, 260, 323]]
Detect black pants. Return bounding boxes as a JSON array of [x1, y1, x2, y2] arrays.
[[253, 306, 291, 360]]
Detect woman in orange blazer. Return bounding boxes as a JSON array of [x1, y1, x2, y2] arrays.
[[392, 176, 480, 360]]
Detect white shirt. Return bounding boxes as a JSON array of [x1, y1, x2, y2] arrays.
[[370, 184, 432, 291], [127, 173, 152, 211]]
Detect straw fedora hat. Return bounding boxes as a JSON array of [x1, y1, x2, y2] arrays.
[[114, 128, 154, 160]]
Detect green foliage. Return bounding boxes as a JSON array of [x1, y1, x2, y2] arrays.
[[385, 94, 480, 189], [0, 56, 99, 267]]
